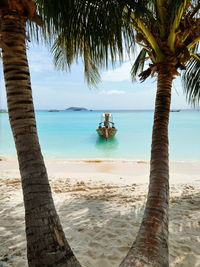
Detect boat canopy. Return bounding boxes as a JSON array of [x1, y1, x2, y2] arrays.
[[102, 113, 112, 117]]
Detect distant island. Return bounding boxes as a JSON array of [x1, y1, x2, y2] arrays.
[[48, 109, 59, 112], [65, 107, 88, 111], [170, 109, 181, 112]]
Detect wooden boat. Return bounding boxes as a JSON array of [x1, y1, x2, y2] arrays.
[[96, 113, 117, 139]]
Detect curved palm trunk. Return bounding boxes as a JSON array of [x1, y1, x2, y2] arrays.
[[1, 14, 81, 267], [120, 66, 173, 267]]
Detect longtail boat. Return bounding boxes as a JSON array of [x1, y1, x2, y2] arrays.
[[96, 113, 117, 139]]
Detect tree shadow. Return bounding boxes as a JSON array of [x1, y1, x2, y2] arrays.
[[169, 184, 200, 267], [57, 183, 200, 267], [0, 178, 27, 267], [1, 179, 200, 267], [58, 187, 145, 267]]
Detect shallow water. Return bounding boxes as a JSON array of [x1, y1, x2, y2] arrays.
[[0, 110, 199, 161]]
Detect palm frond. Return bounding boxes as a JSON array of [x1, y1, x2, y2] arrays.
[[32, 0, 138, 85], [52, 33, 102, 86], [51, 35, 75, 71], [156, 0, 166, 37], [83, 54, 101, 86], [36, 1, 131, 59], [167, 0, 188, 51], [182, 53, 200, 107], [130, 48, 147, 81]]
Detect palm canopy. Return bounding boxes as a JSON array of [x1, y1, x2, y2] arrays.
[[127, 2, 199, 71], [125, 0, 200, 103], [124, 0, 200, 105], [33, 0, 200, 104], [34, 0, 135, 84], [1, 1, 199, 98]]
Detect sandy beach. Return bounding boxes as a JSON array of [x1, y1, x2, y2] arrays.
[[0, 157, 200, 267]]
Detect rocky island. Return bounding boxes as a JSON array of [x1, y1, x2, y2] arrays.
[[48, 109, 60, 112], [65, 107, 88, 111]]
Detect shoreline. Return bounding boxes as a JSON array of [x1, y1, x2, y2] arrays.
[[0, 156, 200, 186], [1, 154, 200, 163], [1, 155, 199, 185]]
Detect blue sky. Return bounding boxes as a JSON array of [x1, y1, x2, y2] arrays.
[[0, 43, 191, 110]]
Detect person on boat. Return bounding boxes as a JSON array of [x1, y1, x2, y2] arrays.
[[103, 113, 113, 128], [98, 113, 115, 129], [97, 112, 117, 139]]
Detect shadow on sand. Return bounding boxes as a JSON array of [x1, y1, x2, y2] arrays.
[[1, 178, 200, 267]]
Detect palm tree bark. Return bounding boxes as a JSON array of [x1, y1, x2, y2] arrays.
[[1, 13, 81, 267], [120, 65, 173, 267]]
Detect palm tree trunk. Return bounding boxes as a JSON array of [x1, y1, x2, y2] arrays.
[[120, 66, 173, 267], [1, 14, 81, 267]]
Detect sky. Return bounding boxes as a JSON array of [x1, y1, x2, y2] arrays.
[[0, 42, 192, 110]]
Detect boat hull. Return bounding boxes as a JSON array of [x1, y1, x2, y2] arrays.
[[96, 127, 117, 139]]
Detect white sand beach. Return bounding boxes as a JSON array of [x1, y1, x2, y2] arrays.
[[0, 157, 200, 267]]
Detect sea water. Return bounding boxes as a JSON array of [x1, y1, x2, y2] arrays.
[[0, 110, 200, 161]]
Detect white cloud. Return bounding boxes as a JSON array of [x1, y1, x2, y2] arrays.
[[99, 90, 125, 95], [27, 46, 54, 72], [102, 61, 132, 82], [28, 56, 54, 72], [29, 63, 53, 72]]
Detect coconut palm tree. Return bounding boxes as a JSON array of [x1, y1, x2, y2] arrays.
[[117, 1, 200, 266], [0, 0, 132, 266], [0, 1, 82, 266], [50, 1, 200, 266]]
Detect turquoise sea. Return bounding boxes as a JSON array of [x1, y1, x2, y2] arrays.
[[0, 110, 199, 161]]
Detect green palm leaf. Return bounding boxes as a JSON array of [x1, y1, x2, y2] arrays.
[[130, 48, 147, 81], [52, 33, 101, 85], [35, 0, 136, 84], [83, 54, 101, 86], [182, 54, 200, 106]]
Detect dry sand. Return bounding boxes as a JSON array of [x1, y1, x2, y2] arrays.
[[0, 157, 200, 267]]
